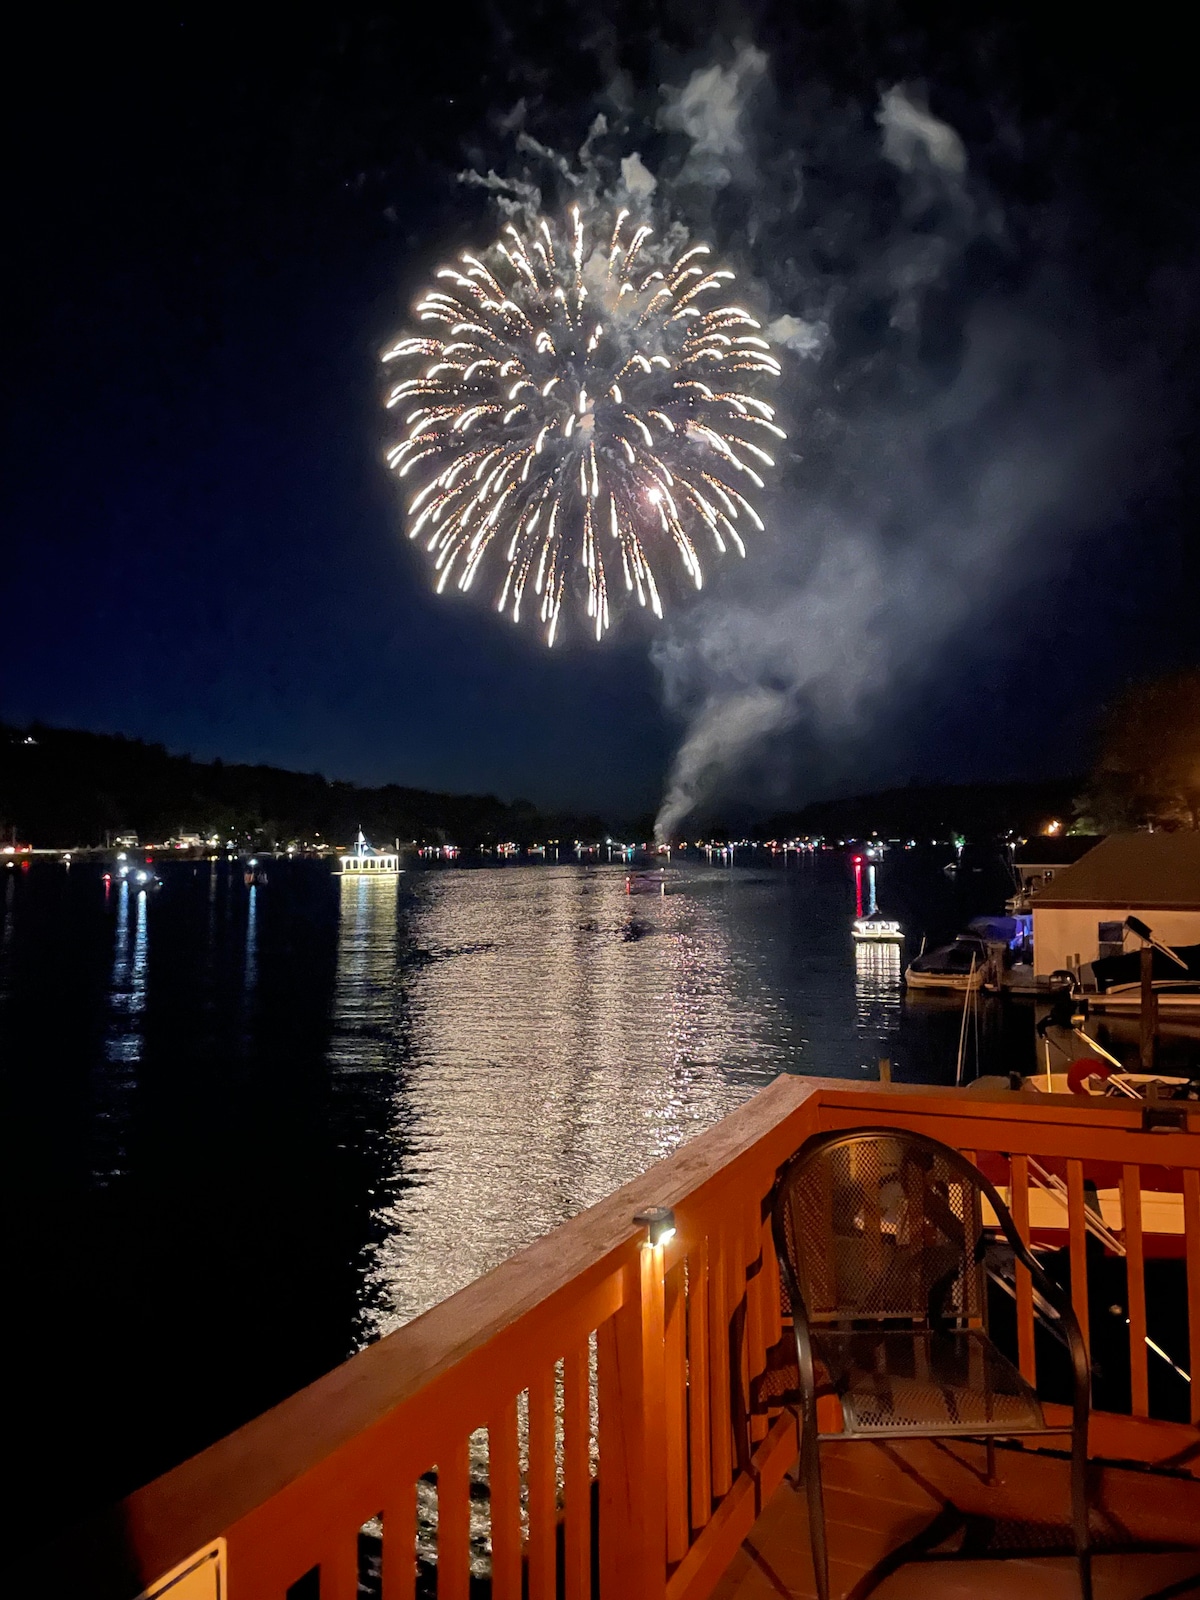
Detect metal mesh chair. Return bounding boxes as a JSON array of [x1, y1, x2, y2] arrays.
[[751, 1127, 1092, 1600]]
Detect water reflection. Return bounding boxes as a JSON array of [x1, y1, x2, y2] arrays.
[[244, 884, 259, 996], [360, 866, 792, 1341], [96, 879, 148, 1184], [0, 872, 14, 989], [330, 873, 401, 1072], [854, 941, 903, 1042]]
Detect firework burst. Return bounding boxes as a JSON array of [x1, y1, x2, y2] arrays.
[[383, 206, 784, 644]]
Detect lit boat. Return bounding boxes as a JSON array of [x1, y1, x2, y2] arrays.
[[851, 912, 903, 944], [335, 830, 402, 878]]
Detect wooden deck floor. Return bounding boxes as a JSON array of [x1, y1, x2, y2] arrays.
[[709, 1438, 1200, 1600]]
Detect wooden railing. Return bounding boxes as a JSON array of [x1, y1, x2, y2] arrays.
[[49, 1079, 1200, 1600]]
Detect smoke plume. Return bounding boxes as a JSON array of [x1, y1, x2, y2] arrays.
[[458, 44, 1153, 837], [645, 60, 1136, 838]]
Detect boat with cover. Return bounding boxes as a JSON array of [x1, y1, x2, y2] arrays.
[[904, 934, 987, 991]]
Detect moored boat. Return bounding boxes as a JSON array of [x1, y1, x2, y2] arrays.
[[904, 934, 987, 991], [626, 868, 667, 895]]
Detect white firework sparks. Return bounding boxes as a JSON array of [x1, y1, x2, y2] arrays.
[[383, 206, 784, 644]]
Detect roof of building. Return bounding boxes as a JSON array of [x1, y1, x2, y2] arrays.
[[1033, 831, 1200, 909], [1014, 836, 1102, 867]]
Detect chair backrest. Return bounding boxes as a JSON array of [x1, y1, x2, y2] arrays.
[[772, 1128, 987, 1327]]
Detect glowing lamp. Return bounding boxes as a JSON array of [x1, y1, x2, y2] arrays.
[[633, 1206, 677, 1248]]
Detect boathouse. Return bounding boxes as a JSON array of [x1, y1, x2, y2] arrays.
[[1031, 830, 1200, 974]]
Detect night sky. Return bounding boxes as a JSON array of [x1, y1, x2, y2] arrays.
[[4, 5, 1197, 823]]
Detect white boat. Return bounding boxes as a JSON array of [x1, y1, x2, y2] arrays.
[[335, 830, 402, 878], [1088, 938, 1200, 1012], [851, 913, 904, 944], [1087, 982, 1200, 1014], [1030, 1068, 1191, 1095]]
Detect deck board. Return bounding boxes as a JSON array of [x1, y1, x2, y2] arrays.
[[706, 1439, 1200, 1600]]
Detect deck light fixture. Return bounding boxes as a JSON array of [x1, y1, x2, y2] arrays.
[[633, 1206, 676, 1247]]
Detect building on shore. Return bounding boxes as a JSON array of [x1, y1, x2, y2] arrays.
[[1031, 830, 1200, 974]]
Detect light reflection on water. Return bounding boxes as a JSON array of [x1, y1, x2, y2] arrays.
[[854, 942, 904, 1041], [341, 864, 825, 1340], [94, 879, 149, 1184]]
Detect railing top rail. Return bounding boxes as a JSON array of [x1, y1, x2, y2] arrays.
[[809, 1079, 1200, 1165]]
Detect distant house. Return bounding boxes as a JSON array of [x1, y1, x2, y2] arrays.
[[1031, 832, 1200, 975]]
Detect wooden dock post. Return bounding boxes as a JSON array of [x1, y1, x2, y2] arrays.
[[1140, 942, 1157, 1071]]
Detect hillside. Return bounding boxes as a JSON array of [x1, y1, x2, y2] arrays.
[[0, 724, 605, 849], [758, 778, 1084, 842]]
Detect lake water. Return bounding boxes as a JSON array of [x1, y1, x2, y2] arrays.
[[2, 848, 1027, 1530]]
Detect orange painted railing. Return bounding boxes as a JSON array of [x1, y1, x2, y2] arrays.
[[48, 1078, 1200, 1600]]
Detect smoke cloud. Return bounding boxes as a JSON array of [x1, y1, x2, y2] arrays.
[[877, 85, 968, 177], [457, 42, 1154, 837], [644, 55, 1138, 838], [658, 44, 768, 188]]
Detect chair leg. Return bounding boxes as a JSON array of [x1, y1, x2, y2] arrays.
[[786, 1406, 802, 1487], [1071, 1420, 1092, 1600], [800, 1400, 830, 1600]]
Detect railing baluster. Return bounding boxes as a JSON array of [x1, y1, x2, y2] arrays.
[[528, 1366, 557, 1600], [708, 1230, 732, 1499], [746, 1210, 767, 1445], [686, 1239, 712, 1532], [318, 1540, 359, 1600], [382, 1483, 417, 1600], [1185, 1169, 1200, 1425], [563, 1341, 591, 1600], [1121, 1164, 1149, 1418], [488, 1400, 522, 1600], [1067, 1158, 1090, 1355], [437, 1438, 471, 1600], [598, 1249, 661, 1600], [1009, 1154, 1036, 1385], [761, 1209, 782, 1355], [641, 1241, 668, 1597], [664, 1258, 689, 1564]]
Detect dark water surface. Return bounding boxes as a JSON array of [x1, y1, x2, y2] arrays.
[[2, 849, 1027, 1530]]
